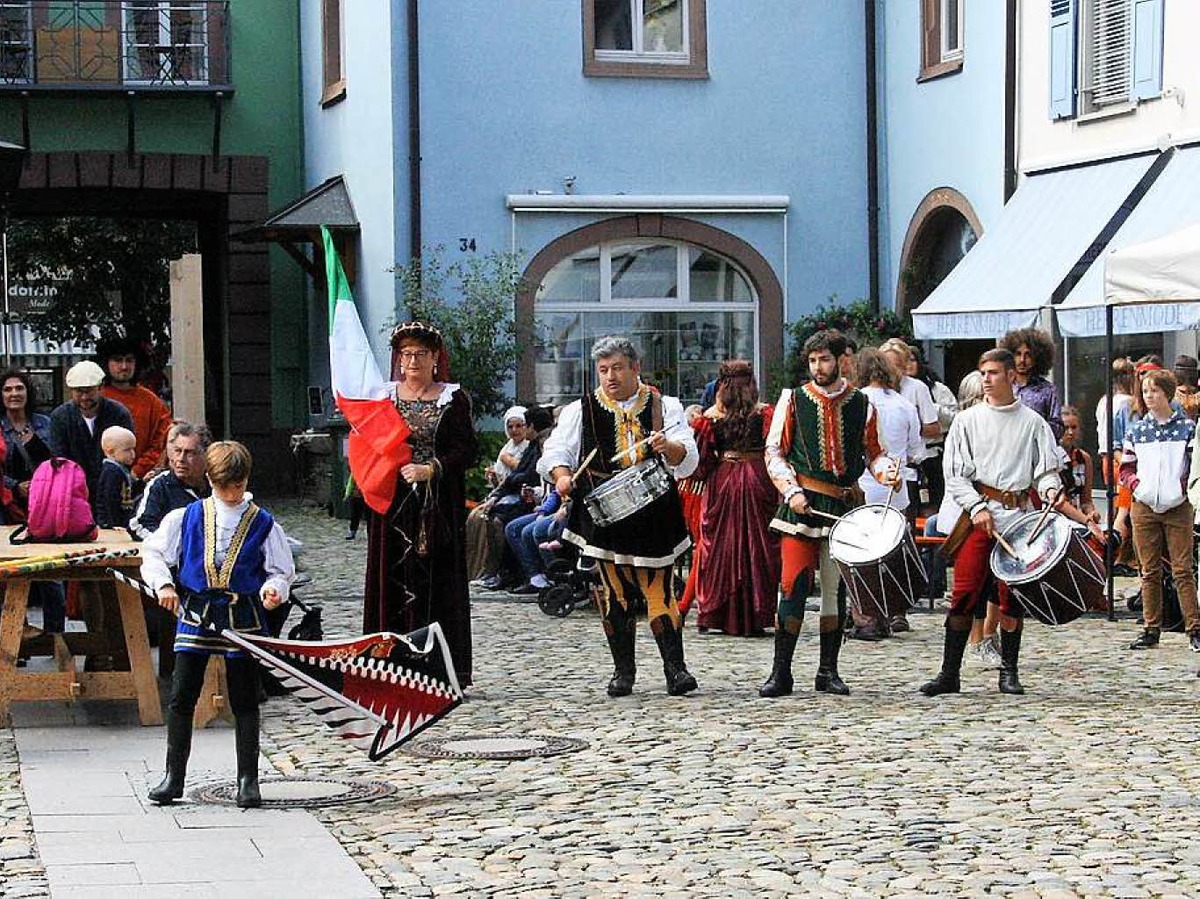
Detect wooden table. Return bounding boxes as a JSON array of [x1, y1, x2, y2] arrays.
[[0, 528, 162, 726]]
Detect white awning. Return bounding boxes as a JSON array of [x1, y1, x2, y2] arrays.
[[910, 154, 1157, 339], [1058, 148, 1200, 337], [504, 194, 789, 213]]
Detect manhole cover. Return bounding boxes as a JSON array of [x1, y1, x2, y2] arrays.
[[191, 776, 396, 809], [402, 734, 588, 760]]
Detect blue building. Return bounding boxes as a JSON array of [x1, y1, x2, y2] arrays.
[[300, 0, 875, 406], [876, 0, 1013, 387]]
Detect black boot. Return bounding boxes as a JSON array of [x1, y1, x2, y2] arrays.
[[604, 619, 637, 697], [814, 627, 850, 696], [654, 619, 698, 696], [998, 627, 1025, 695], [234, 711, 262, 809], [759, 627, 799, 698], [148, 709, 193, 804], [919, 625, 971, 696]]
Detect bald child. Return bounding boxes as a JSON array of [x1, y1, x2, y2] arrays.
[[96, 426, 140, 529]]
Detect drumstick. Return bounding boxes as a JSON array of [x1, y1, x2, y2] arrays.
[[995, 533, 1020, 558], [610, 436, 653, 465], [571, 447, 598, 484], [1028, 493, 1063, 542]]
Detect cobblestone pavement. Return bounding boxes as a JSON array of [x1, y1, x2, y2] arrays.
[[5, 499, 1200, 897]]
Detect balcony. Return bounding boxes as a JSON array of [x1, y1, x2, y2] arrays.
[[0, 1, 231, 94]]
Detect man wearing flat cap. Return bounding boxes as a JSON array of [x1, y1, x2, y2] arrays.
[[1174, 355, 1200, 422], [49, 360, 135, 510]]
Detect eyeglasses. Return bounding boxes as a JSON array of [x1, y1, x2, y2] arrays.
[[398, 350, 432, 362]]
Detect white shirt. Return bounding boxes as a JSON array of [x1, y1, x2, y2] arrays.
[[1096, 392, 1133, 454], [943, 399, 1062, 531], [898, 376, 939, 460], [858, 385, 924, 510], [140, 493, 295, 602], [538, 385, 699, 481]]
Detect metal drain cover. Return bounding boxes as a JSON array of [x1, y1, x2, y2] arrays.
[[401, 733, 588, 760], [192, 776, 396, 808]]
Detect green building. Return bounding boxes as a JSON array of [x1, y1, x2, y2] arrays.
[[0, 0, 305, 489]]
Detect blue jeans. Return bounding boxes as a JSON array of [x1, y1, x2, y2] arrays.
[[924, 514, 948, 598], [505, 514, 561, 580]]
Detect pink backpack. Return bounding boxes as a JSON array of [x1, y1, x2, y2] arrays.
[[10, 458, 98, 544]]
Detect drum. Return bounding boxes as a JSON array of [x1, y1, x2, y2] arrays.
[[828, 504, 928, 620], [583, 458, 673, 528], [989, 511, 1105, 625]]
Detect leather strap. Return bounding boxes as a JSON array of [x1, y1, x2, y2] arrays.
[[972, 480, 1028, 510], [798, 473, 853, 502]]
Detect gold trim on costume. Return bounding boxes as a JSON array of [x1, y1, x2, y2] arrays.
[[202, 497, 262, 589], [594, 383, 653, 468]]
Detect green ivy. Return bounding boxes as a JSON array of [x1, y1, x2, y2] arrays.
[[782, 297, 914, 386]]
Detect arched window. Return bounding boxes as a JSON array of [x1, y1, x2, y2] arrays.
[[533, 239, 759, 406]]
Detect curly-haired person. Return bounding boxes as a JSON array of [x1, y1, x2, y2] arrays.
[[998, 327, 1063, 439]]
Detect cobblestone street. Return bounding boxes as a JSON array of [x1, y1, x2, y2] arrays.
[[6, 500, 1200, 896]]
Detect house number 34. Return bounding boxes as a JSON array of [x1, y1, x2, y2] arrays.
[[458, 238, 477, 252]]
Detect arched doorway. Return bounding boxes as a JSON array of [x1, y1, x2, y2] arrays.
[[897, 188, 984, 390], [516, 215, 783, 406]]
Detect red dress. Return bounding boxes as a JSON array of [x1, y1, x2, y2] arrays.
[[693, 407, 781, 635]]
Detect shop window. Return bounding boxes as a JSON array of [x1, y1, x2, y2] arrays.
[[919, 0, 964, 81], [1065, 331, 1163, 459], [583, 0, 707, 79], [534, 240, 757, 407]]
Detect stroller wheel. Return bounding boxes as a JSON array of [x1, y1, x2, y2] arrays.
[[539, 584, 576, 618]]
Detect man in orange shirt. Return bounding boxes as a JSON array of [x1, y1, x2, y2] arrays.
[[99, 337, 172, 480]]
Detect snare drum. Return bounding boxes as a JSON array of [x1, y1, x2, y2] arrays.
[[583, 458, 673, 528], [989, 511, 1105, 626], [828, 504, 928, 621]]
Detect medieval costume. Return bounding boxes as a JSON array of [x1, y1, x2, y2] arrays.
[[692, 405, 779, 636], [364, 330, 477, 687], [760, 381, 886, 697], [141, 494, 295, 807], [539, 381, 699, 696], [920, 399, 1060, 696]]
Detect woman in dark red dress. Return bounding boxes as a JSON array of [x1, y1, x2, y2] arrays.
[[364, 322, 478, 685], [692, 360, 780, 636]]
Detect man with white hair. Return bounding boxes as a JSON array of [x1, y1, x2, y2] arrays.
[[540, 336, 700, 697]]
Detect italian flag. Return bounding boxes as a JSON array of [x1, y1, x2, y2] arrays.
[[324, 226, 412, 514]]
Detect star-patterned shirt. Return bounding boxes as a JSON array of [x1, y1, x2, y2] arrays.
[[1119, 409, 1196, 514]]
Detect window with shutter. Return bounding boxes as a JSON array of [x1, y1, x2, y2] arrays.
[[1049, 0, 1077, 119], [1131, 0, 1163, 100]]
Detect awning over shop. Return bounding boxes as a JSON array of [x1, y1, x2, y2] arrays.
[[1057, 148, 1200, 337], [910, 154, 1157, 339]]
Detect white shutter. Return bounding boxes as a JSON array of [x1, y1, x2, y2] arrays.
[[1083, 0, 1131, 110]]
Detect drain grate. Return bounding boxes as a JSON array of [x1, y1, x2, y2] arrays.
[[401, 734, 588, 760], [191, 776, 396, 809]]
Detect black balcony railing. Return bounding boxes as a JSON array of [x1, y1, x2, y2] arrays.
[[0, 1, 231, 92]]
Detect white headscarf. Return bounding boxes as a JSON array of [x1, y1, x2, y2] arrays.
[[492, 406, 530, 478]]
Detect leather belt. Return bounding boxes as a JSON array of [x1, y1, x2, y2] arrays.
[[972, 481, 1028, 510], [798, 473, 855, 502], [720, 450, 757, 462]]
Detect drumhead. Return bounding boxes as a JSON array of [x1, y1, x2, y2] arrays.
[[829, 504, 907, 565], [989, 511, 1073, 585]]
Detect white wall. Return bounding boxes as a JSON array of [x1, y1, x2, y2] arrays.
[[1020, 0, 1200, 172], [300, 0, 397, 384]]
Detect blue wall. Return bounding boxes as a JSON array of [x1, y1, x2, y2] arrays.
[[876, 0, 1008, 310], [301, 0, 399, 373], [406, 0, 871, 323]]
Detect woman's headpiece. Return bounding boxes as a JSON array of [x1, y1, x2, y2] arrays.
[[389, 320, 444, 348]]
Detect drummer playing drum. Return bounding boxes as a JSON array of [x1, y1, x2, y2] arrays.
[[539, 336, 700, 698], [921, 347, 1100, 698]]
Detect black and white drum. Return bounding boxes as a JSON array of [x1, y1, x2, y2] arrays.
[[583, 458, 673, 528], [828, 504, 928, 620], [989, 511, 1105, 626]]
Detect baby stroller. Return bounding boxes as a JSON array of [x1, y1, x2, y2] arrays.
[[537, 539, 599, 618]]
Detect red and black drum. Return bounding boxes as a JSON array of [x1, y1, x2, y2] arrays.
[[989, 511, 1106, 626], [829, 504, 928, 621]]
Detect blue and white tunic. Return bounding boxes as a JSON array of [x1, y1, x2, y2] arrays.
[[141, 494, 295, 657]]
